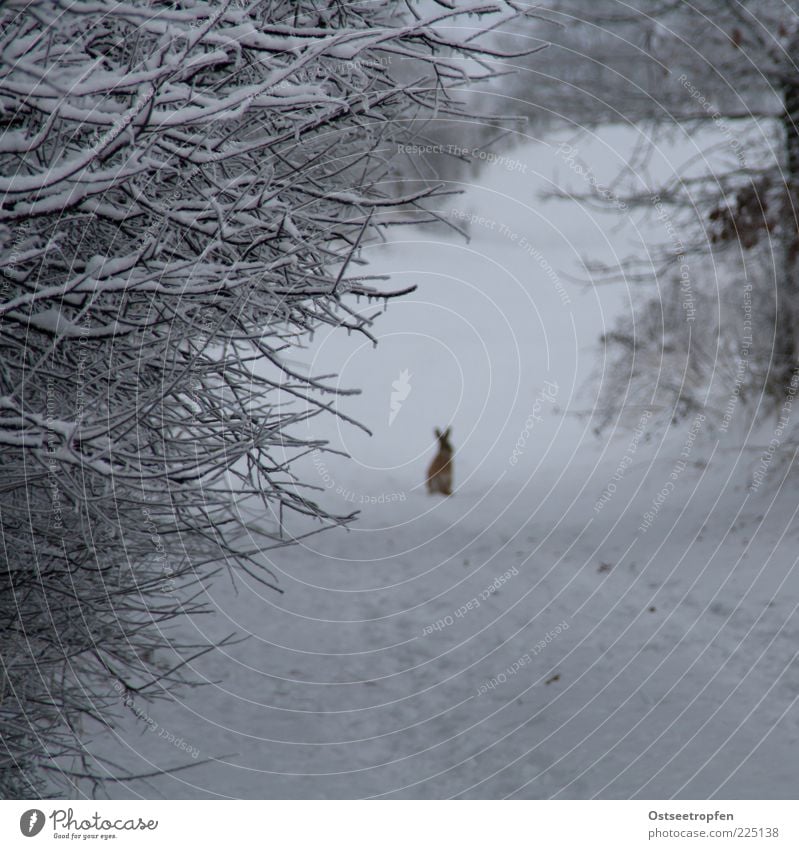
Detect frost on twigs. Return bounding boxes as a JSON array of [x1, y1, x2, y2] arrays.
[[0, 0, 534, 796], [508, 0, 799, 432]]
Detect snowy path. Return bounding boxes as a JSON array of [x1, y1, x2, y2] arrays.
[[95, 449, 799, 799], [84, 134, 799, 799]]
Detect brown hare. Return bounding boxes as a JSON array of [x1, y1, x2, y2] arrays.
[[427, 427, 453, 495]]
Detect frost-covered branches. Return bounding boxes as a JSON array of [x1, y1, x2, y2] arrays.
[[0, 0, 532, 796]]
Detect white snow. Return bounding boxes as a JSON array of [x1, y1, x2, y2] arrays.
[[80, 130, 799, 799]]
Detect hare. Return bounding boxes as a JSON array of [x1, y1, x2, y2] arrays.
[[427, 427, 454, 495]]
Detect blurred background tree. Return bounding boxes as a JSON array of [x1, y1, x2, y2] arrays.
[[500, 0, 799, 431]]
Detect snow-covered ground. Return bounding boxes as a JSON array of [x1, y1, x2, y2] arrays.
[[82, 132, 799, 799]]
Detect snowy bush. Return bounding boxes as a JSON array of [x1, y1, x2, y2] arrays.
[[0, 0, 531, 796]]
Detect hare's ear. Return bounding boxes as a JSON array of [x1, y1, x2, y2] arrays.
[[434, 427, 442, 439], [443, 426, 451, 439]]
